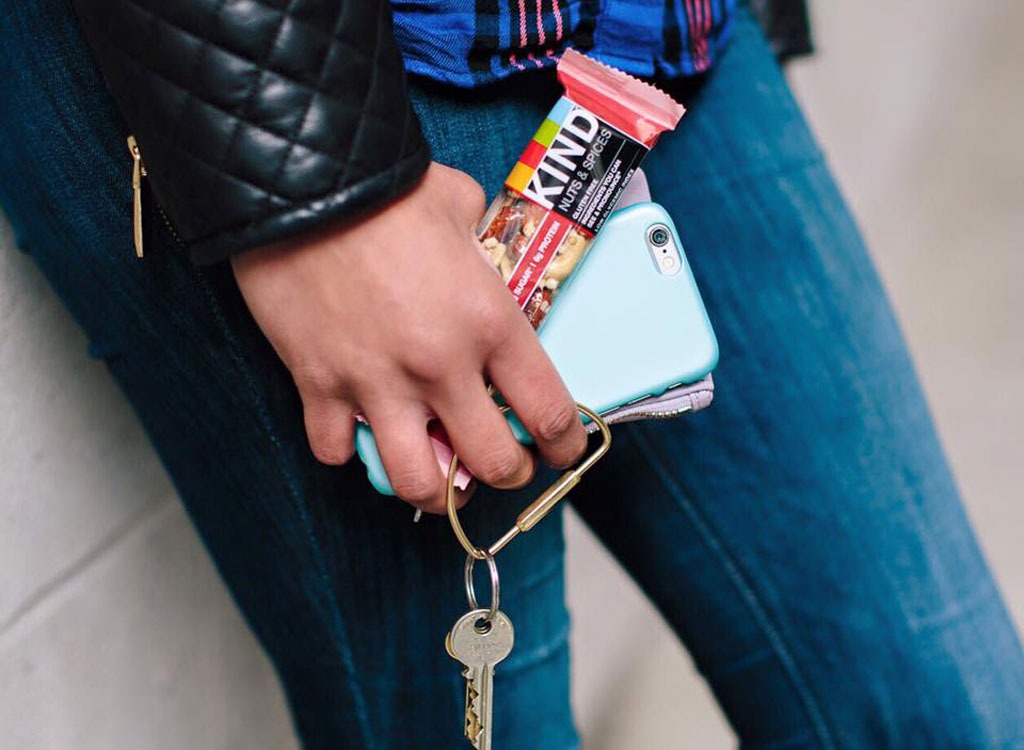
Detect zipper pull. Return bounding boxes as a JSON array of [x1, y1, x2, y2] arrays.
[[126, 135, 146, 258]]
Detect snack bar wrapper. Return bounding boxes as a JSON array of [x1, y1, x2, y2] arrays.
[[477, 49, 686, 329]]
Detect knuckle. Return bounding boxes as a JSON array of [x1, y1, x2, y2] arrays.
[[391, 471, 439, 504], [293, 363, 337, 399], [402, 345, 449, 384], [306, 418, 355, 466], [475, 302, 516, 350], [457, 176, 487, 217], [534, 401, 581, 445], [304, 409, 355, 466], [474, 445, 525, 486], [310, 439, 354, 466]]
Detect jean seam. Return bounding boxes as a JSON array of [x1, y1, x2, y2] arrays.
[[508, 552, 563, 600], [502, 624, 571, 674], [194, 271, 375, 749], [628, 423, 836, 750]]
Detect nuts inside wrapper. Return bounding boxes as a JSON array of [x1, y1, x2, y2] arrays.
[[474, 50, 685, 331], [477, 191, 591, 328]]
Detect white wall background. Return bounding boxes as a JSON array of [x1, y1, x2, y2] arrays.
[[574, 0, 1024, 745], [2, 1, 1022, 747]]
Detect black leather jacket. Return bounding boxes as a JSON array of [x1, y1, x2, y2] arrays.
[[72, 0, 810, 265], [72, 0, 431, 264], [750, 0, 814, 61]]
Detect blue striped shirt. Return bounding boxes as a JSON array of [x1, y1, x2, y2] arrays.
[[392, 0, 736, 87]]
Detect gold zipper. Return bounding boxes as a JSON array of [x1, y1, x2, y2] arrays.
[[126, 135, 146, 258]]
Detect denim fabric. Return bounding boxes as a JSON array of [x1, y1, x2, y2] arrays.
[[3, 2, 1023, 748]]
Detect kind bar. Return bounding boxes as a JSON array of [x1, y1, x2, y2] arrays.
[[477, 49, 686, 328]]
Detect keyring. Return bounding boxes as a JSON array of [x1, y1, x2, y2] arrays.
[[447, 403, 612, 560], [464, 552, 500, 623]]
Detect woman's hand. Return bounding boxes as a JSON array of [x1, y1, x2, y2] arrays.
[[231, 163, 587, 513]]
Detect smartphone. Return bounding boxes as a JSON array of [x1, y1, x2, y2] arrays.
[[355, 201, 718, 495]]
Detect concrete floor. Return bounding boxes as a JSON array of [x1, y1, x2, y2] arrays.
[[1, 1, 1022, 747]]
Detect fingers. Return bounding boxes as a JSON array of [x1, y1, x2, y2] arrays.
[[365, 405, 447, 511], [487, 324, 587, 469], [303, 398, 356, 466], [433, 378, 536, 490]]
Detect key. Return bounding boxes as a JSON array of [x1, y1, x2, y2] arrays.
[[446, 608, 515, 749]]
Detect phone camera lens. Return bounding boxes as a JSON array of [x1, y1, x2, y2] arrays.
[[650, 227, 670, 247]]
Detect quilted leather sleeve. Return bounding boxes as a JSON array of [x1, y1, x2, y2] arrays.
[[72, 0, 432, 264]]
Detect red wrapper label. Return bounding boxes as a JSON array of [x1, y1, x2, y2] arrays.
[[506, 210, 573, 307]]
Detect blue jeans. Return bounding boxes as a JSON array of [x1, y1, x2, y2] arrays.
[[2, 3, 1023, 747]]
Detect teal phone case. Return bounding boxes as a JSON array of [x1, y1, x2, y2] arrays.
[[355, 202, 718, 495]]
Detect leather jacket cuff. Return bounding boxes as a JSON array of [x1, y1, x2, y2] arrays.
[[749, 0, 814, 62], [72, 0, 430, 263], [188, 137, 430, 265]]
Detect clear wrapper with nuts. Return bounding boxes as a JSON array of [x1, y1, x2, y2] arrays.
[[476, 50, 686, 330], [477, 194, 591, 327]]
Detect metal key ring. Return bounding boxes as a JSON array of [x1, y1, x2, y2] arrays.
[[446, 403, 612, 561], [464, 552, 500, 623]]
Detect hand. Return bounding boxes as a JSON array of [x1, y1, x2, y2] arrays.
[[231, 163, 588, 513]]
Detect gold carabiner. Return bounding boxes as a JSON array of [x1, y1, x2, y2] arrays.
[[446, 403, 612, 560]]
